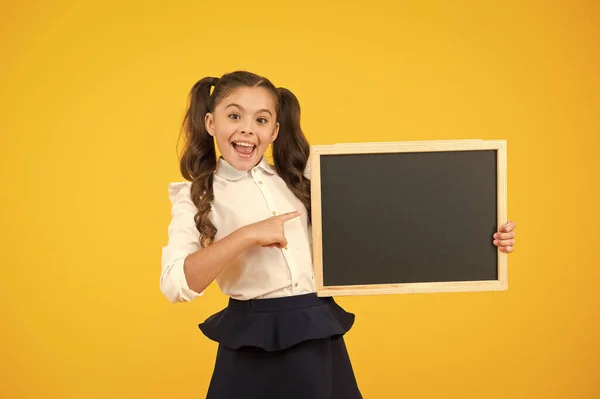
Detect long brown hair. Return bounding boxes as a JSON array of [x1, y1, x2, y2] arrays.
[[179, 71, 310, 248]]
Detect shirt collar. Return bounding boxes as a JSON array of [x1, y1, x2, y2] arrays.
[[215, 156, 275, 181]]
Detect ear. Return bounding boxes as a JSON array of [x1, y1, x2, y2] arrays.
[[205, 112, 216, 136], [270, 122, 280, 143]]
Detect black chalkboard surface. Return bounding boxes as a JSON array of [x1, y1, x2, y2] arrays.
[[310, 140, 507, 296]]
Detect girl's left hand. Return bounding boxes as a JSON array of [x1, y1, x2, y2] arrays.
[[493, 220, 516, 253]]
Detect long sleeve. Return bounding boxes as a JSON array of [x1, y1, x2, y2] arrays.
[[160, 182, 203, 303]]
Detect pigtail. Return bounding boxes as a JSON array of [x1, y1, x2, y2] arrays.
[[272, 88, 311, 220], [180, 77, 219, 247]]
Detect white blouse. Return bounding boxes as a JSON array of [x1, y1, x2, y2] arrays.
[[160, 157, 315, 303]]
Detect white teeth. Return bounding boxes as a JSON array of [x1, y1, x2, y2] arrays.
[[234, 142, 256, 147]]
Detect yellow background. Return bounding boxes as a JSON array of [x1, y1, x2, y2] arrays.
[[2, 0, 599, 398]]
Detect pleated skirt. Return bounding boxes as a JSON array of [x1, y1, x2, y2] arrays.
[[199, 293, 363, 399]]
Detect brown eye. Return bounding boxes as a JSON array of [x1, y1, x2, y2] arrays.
[[257, 117, 268, 124], [229, 114, 240, 120]]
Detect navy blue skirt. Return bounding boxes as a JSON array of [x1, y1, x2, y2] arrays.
[[199, 293, 362, 399]]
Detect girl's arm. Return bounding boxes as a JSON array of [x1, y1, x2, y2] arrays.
[[183, 212, 300, 294], [182, 228, 253, 294], [161, 182, 299, 302]]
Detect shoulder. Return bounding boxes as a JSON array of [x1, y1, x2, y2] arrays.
[[167, 181, 192, 204]]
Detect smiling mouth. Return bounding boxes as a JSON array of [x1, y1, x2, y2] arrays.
[[232, 141, 257, 158]]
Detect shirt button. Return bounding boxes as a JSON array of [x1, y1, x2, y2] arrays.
[[272, 211, 276, 216], [253, 168, 258, 173], [294, 282, 299, 287], [258, 181, 263, 184]]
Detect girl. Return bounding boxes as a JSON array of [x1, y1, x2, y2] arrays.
[[160, 71, 517, 399]]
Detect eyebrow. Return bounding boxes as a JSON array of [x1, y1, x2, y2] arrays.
[[225, 103, 273, 116]]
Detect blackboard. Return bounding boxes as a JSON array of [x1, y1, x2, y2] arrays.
[[310, 140, 507, 296]]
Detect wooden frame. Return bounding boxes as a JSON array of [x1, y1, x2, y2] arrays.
[[310, 139, 508, 297]]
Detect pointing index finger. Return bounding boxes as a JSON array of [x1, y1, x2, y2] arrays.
[[278, 211, 301, 222]]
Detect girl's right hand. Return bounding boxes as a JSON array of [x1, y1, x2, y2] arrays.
[[243, 211, 301, 249]]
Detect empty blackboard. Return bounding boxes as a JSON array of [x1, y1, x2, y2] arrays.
[[310, 140, 508, 296]]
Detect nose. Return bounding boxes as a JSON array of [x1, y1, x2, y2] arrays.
[[240, 120, 254, 135]]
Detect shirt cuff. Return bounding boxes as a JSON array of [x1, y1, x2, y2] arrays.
[[175, 257, 204, 301], [161, 249, 204, 302]]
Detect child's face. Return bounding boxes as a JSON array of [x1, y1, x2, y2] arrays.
[[205, 86, 279, 171]]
